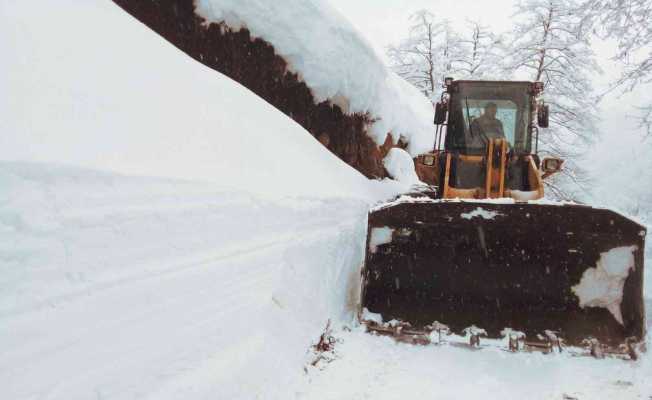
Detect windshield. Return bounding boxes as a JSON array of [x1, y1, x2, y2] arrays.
[[445, 83, 532, 154]]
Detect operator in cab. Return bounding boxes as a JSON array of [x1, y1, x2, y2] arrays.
[[470, 102, 505, 140]]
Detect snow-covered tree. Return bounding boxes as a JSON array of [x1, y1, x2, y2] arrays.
[[387, 12, 509, 101], [508, 0, 601, 199], [579, 0, 652, 136], [641, 106, 652, 136], [386, 10, 465, 101], [457, 20, 508, 80], [578, 0, 652, 220]]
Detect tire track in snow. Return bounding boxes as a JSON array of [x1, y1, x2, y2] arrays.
[[1, 207, 367, 400], [1, 241, 285, 399], [0, 232, 295, 319]]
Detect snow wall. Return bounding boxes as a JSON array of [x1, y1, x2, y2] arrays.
[[1, 1, 409, 395], [0, 162, 370, 398], [112, 0, 434, 179]]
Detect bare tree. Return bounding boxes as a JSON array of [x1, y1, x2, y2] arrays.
[[387, 11, 510, 101], [579, 0, 652, 136], [387, 10, 465, 101], [457, 20, 508, 79], [640, 105, 652, 136], [508, 0, 601, 199]]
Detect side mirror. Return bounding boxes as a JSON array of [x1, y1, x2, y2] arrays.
[[434, 102, 447, 125], [541, 157, 563, 175], [538, 104, 549, 128]]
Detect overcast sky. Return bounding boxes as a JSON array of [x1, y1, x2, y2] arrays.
[[329, 0, 515, 60]]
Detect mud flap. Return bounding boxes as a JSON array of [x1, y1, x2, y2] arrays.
[[361, 200, 646, 349]]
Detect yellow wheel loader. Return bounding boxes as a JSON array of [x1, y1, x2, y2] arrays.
[[360, 79, 646, 358]]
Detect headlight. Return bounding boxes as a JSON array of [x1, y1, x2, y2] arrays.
[[542, 157, 563, 173]]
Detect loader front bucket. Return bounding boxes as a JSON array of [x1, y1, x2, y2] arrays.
[[361, 199, 646, 349]]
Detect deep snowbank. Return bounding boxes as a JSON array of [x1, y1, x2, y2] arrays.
[[0, 161, 368, 399], [195, 0, 435, 154], [0, 0, 405, 200], [0, 2, 404, 397]]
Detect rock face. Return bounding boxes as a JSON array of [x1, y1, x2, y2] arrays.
[[113, 0, 395, 178]]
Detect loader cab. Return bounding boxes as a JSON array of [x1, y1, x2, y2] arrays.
[[417, 79, 555, 200], [444, 81, 536, 155]]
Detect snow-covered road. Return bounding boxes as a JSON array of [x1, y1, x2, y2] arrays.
[[0, 162, 372, 399], [3, 241, 280, 399], [2, 163, 650, 400]]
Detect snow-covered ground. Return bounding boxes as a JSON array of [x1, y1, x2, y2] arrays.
[[1, 1, 651, 399], [302, 327, 652, 400], [2, 162, 649, 400], [0, 162, 372, 399], [0, 2, 401, 398]]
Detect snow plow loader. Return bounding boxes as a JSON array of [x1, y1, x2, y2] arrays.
[[360, 79, 646, 358]]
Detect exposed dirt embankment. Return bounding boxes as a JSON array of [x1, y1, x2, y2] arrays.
[[113, 0, 398, 178]]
